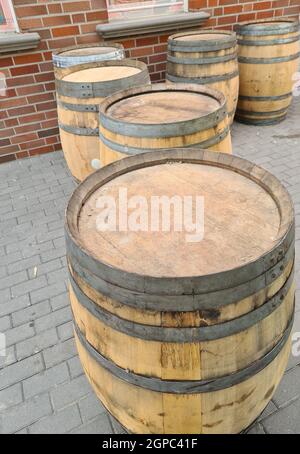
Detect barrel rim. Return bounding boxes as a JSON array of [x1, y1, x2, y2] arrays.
[[168, 29, 237, 47], [65, 149, 295, 296], [235, 17, 299, 35], [52, 42, 124, 59], [55, 58, 150, 98], [99, 83, 228, 137]]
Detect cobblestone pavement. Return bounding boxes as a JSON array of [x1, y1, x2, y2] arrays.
[[0, 97, 299, 434]]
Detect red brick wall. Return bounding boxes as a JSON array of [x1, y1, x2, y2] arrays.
[[0, 0, 299, 163]]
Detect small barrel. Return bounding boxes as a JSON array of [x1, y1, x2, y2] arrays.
[[52, 43, 125, 68], [55, 59, 150, 182], [99, 83, 232, 167], [236, 18, 300, 125], [66, 148, 295, 434], [166, 30, 239, 124]]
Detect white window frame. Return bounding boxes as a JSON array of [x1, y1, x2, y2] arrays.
[[0, 0, 19, 33], [106, 0, 189, 21]]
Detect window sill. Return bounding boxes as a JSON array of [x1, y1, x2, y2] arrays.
[[97, 12, 210, 38], [0, 32, 40, 53]]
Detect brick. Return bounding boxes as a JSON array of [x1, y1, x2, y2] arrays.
[[16, 328, 58, 361], [11, 276, 47, 298], [79, 393, 106, 422], [0, 384, 23, 411], [51, 374, 91, 410], [43, 338, 77, 369], [0, 295, 31, 318], [63, 1, 91, 13], [1, 393, 52, 434], [52, 26, 80, 38], [34, 306, 72, 333], [272, 366, 300, 408], [71, 413, 112, 434], [23, 362, 69, 399], [12, 300, 51, 327], [29, 404, 81, 434], [68, 356, 84, 379], [0, 353, 44, 390], [5, 323, 35, 348]]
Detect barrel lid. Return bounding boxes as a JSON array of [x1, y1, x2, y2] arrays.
[[53, 43, 124, 58], [168, 30, 236, 50], [99, 83, 227, 137], [62, 65, 141, 83], [236, 18, 299, 36], [66, 149, 294, 305]]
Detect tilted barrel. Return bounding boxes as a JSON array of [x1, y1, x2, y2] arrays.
[[52, 43, 125, 68], [99, 83, 232, 167], [236, 18, 300, 125], [55, 59, 150, 182], [166, 30, 239, 124], [66, 148, 295, 434]]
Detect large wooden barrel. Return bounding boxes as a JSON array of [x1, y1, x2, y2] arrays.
[[99, 83, 232, 167], [55, 59, 150, 182], [236, 18, 300, 125], [52, 43, 125, 68], [166, 31, 239, 124], [66, 149, 295, 434]]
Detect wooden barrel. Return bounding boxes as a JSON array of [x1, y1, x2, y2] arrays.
[[66, 149, 295, 434], [236, 18, 300, 125], [166, 31, 239, 124], [99, 83, 232, 167], [52, 43, 125, 68], [55, 59, 150, 182]]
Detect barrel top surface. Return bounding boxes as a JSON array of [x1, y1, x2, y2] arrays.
[[105, 91, 221, 124], [59, 46, 121, 57], [173, 32, 234, 42], [76, 161, 282, 278], [62, 65, 141, 83], [236, 18, 299, 35]]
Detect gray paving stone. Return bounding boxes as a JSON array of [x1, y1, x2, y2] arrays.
[[78, 393, 106, 422], [0, 271, 27, 292], [0, 353, 44, 390], [262, 399, 300, 434], [5, 323, 35, 348], [11, 276, 47, 299], [43, 338, 77, 369], [51, 374, 92, 410], [34, 306, 72, 333], [67, 356, 84, 379], [30, 282, 66, 304], [57, 321, 74, 341], [12, 300, 51, 327], [110, 415, 127, 434], [50, 292, 69, 311], [0, 295, 30, 318], [70, 414, 112, 434], [273, 366, 300, 408], [0, 393, 52, 434], [23, 363, 70, 399], [0, 315, 11, 332], [8, 256, 41, 275], [28, 259, 62, 279], [16, 328, 58, 361], [0, 384, 23, 411], [29, 404, 81, 434]]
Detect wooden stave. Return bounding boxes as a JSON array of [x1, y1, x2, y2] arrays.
[[55, 60, 150, 181], [52, 42, 125, 68], [236, 18, 300, 125], [166, 31, 238, 124], [65, 149, 295, 303], [98, 84, 232, 166], [65, 149, 295, 434]]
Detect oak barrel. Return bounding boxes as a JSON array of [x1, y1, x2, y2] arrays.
[[55, 59, 150, 182], [52, 43, 125, 68], [236, 18, 300, 125], [66, 149, 295, 434], [99, 83, 232, 167], [166, 30, 239, 124]]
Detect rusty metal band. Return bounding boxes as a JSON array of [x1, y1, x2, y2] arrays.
[[70, 266, 294, 343], [74, 314, 293, 394]]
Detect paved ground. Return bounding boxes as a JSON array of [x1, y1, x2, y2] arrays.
[[0, 97, 300, 434]]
